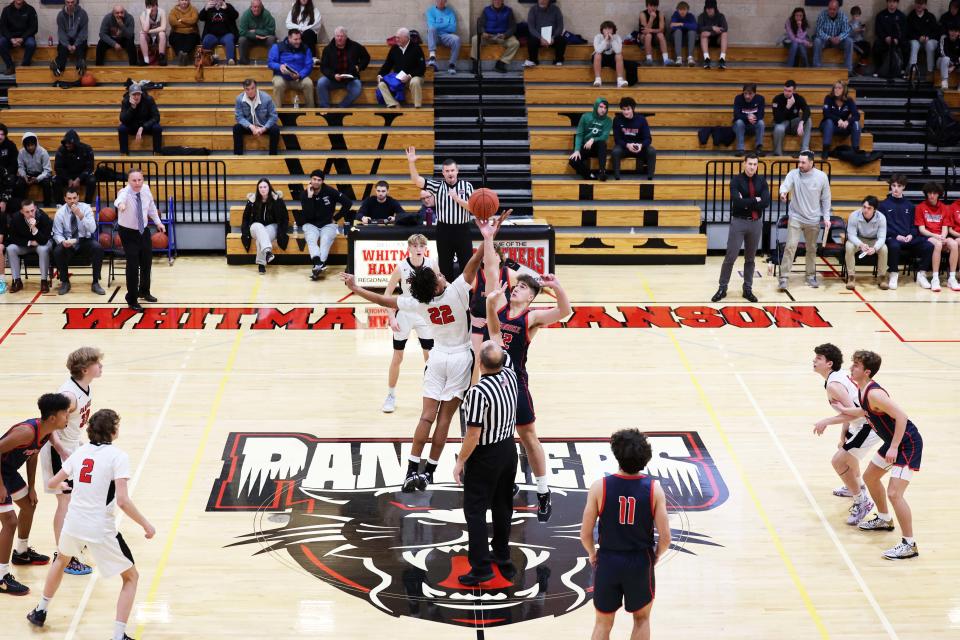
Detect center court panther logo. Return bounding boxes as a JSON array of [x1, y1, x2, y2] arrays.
[[207, 434, 728, 628]]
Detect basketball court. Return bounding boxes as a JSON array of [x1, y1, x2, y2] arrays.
[[0, 256, 957, 639]]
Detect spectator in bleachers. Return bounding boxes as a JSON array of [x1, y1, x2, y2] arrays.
[[470, 0, 519, 74], [669, 1, 697, 67], [880, 174, 926, 289], [907, 0, 940, 79], [5, 198, 51, 292], [914, 181, 958, 291], [16, 132, 52, 206], [52, 187, 103, 294], [772, 80, 811, 157], [611, 96, 655, 180], [96, 4, 138, 66], [820, 79, 860, 159], [732, 83, 766, 156], [358, 180, 406, 224], [199, 0, 239, 65], [237, 0, 275, 65], [377, 28, 426, 109], [844, 195, 888, 290], [524, 0, 565, 68], [51, 0, 89, 77], [268, 28, 314, 107], [639, 0, 669, 66], [713, 152, 768, 303], [138, 0, 168, 65], [426, 0, 459, 75], [849, 6, 870, 71], [233, 78, 280, 154], [317, 26, 370, 107], [698, 0, 728, 69], [939, 23, 960, 89], [168, 0, 200, 66], [592, 20, 627, 88], [873, 0, 907, 76], [0, 208, 7, 293], [0, 0, 38, 74], [783, 7, 811, 68], [942, 0, 960, 32], [240, 177, 288, 274], [119, 83, 163, 154], [54, 129, 95, 205], [417, 189, 435, 225], [813, 0, 854, 74], [777, 150, 831, 290], [284, 0, 320, 53], [0, 123, 19, 201], [568, 97, 612, 181], [297, 169, 351, 279]]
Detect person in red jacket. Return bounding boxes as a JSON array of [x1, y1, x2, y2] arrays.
[[913, 182, 959, 291]]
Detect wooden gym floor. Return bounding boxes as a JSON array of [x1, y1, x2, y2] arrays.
[[0, 256, 957, 639]]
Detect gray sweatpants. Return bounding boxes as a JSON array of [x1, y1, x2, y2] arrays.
[[303, 223, 338, 263], [250, 222, 277, 266], [718, 216, 763, 288], [7, 242, 52, 280]]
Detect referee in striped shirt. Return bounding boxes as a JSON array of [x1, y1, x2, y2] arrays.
[[406, 145, 475, 281], [453, 341, 519, 586]]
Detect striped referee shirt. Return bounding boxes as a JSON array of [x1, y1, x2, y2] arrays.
[[424, 177, 474, 225], [463, 355, 518, 446]]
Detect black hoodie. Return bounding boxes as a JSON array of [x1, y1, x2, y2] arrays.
[[0, 129, 18, 177], [54, 129, 95, 181], [0, 1, 38, 39]]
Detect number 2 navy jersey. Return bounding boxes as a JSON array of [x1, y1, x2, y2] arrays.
[[0, 418, 47, 473], [598, 474, 656, 553], [496, 304, 531, 381]]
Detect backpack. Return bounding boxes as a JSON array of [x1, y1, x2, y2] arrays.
[[926, 91, 960, 147]]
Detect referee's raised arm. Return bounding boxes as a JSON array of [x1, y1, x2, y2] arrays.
[[406, 146, 426, 189]]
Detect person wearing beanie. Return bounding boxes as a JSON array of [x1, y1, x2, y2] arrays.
[[15, 132, 52, 206], [698, 0, 729, 69], [118, 84, 163, 155]]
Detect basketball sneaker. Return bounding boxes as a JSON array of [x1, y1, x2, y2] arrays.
[[882, 539, 919, 560], [833, 484, 865, 498], [26, 607, 46, 627], [65, 557, 92, 576], [402, 469, 420, 493], [0, 573, 29, 595], [512, 483, 520, 497], [12, 548, 49, 565], [417, 470, 433, 491], [846, 498, 874, 525], [537, 491, 553, 522], [858, 514, 895, 531], [931, 276, 941, 292], [381, 393, 396, 413], [916, 272, 931, 289]]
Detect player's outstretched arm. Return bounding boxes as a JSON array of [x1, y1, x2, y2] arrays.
[[115, 478, 156, 539], [340, 273, 400, 309], [384, 267, 403, 325], [579, 479, 602, 566], [466, 210, 512, 284], [485, 281, 508, 344], [530, 274, 573, 328]]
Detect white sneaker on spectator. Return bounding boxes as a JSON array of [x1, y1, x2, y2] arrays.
[[448, 64, 457, 75], [931, 276, 941, 291], [616, 78, 628, 88], [942, 80, 949, 90], [687, 56, 696, 67], [427, 56, 438, 70], [675, 58, 684, 66], [948, 276, 960, 290], [888, 272, 898, 289], [523, 59, 537, 67], [593, 77, 602, 87], [554, 61, 563, 66], [916, 272, 931, 288], [382, 393, 396, 413]]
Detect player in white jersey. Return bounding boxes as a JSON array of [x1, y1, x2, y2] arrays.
[[342, 213, 509, 492], [381, 234, 438, 413], [28, 409, 155, 640], [40, 347, 103, 576], [811, 343, 882, 525]]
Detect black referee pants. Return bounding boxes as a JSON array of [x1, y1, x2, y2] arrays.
[[436, 222, 473, 281], [463, 437, 518, 575]]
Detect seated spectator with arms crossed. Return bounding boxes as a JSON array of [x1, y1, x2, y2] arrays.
[[238, 0, 276, 65], [168, 0, 200, 65]]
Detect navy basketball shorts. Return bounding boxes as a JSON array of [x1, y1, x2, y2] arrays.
[[874, 431, 923, 480], [593, 548, 656, 613], [516, 377, 536, 426], [0, 466, 28, 512]]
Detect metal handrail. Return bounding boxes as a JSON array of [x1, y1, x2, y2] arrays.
[[904, 63, 922, 126], [475, 16, 488, 188]]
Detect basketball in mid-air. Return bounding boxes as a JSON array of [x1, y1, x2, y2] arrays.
[[468, 188, 499, 221], [98, 207, 117, 222]]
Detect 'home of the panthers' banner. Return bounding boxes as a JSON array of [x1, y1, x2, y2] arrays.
[[207, 434, 727, 628]]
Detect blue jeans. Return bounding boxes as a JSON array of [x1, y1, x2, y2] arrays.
[[785, 40, 809, 67], [820, 119, 860, 150], [427, 29, 461, 64], [733, 119, 766, 151], [0, 35, 35, 68], [202, 33, 235, 61], [316, 76, 362, 107], [813, 35, 853, 72]]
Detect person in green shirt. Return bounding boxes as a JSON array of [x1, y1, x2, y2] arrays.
[[237, 0, 276, 64], [568, 97, 612, 180]]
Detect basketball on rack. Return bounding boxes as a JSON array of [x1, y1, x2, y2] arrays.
[[99, 232, 112, 249], [468, 188, 499, 221]]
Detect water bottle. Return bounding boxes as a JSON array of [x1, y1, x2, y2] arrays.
[[293, 95, 300, 109], [425, 207, 434, 226], [48, 36, 54, 47]]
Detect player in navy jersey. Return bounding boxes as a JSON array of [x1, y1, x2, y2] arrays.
[[0, 393, 71, 596], [834, 350, 923, 560], [469, 245, 516, 384], [481, 231, 572, 522], [580, 429, 670, 640]]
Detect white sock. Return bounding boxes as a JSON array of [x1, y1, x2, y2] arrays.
[[14, 537, 29, 554], [856, 489, 868, 502], [617, 76, 624, 83], [703, 53, 710, 60], [387, 387, 396, 396], [113, 620, 127, 640], [429, 51, 436, 58], [661, 53, 669, 61], [0, 562, 8, 577], [878, 512, 892, 521], [720, 52, 726, 60], [645, 54, 653, 61], [535, 476, 549, 494], [950, 271, 956, 279], [903, 536, 915, 544], [426, 458, 439, 466], [594, 76, 601, 83], [408, 454, 420, 464], [37, 595, 51, 612]]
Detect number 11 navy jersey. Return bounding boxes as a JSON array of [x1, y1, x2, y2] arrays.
[[598, 474, 656, 553]]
